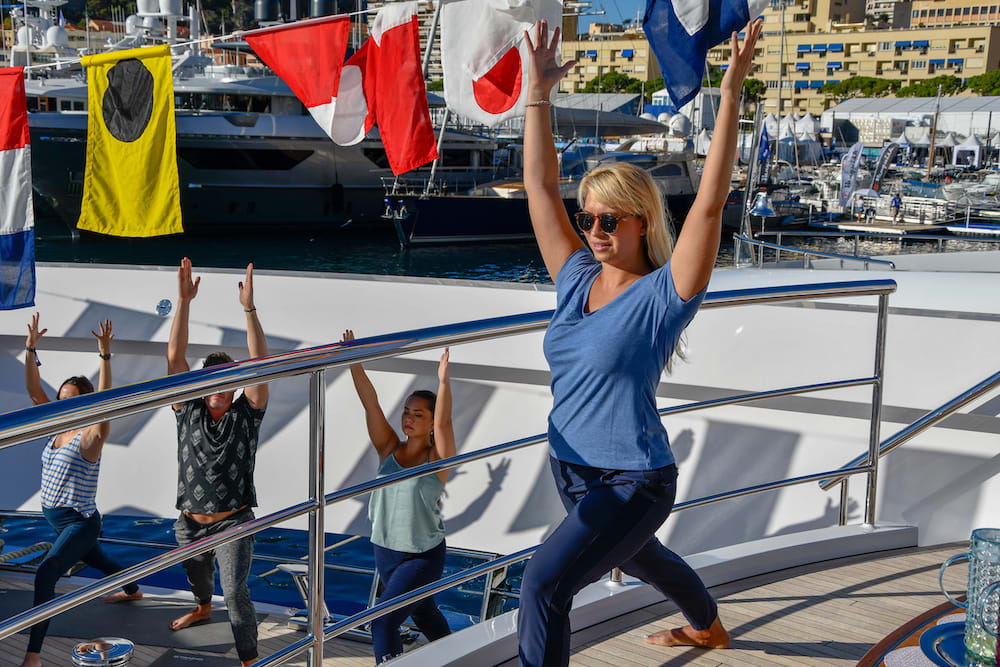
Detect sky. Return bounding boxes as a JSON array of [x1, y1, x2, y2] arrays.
[[576, 0, 647, 34]]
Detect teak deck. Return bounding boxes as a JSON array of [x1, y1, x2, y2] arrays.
[[0, 542, 966, 666]]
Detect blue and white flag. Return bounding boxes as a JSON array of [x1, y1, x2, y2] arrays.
[[758, 124, 771, 163], [0, 67, 35, 310], [643, 0, 768, 109]]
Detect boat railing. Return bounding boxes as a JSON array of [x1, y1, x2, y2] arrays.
[[733, 233, 897, 270], [760, 229, 1000, 255], [0, 279, 898, 666], [818, 369, 1000, 513]]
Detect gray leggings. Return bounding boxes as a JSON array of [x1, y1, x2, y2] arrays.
[[174, 508, 258, 663]]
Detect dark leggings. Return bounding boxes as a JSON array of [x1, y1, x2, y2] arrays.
[[371, 540, 452, 664], [28, 507, 139, 654], [517, 458, 717, 667]]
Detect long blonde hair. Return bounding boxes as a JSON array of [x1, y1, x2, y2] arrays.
[[577, 162, 676, 269], [577, 161, 687, 371]]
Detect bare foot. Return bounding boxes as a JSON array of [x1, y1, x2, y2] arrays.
[[18, 652, 41, 667], [103, 590, 143, 604], [169, 605, 212, 631], [644, 616, 730, 649]]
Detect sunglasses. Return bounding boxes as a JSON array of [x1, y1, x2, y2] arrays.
[[574, 211, 634, 234]]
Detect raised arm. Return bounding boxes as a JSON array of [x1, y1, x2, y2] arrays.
[[523, 20, 583, 280], [432, 348, 455, 485], [343, 330, 398, 459], [671, 20, 762, 300], [239, 263, 268, 410], [80, 320, 113, 462], [24, 312, 49, 406], [168, 258, 198, 410]]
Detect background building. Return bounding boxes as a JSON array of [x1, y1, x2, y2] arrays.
[[909, 1, 1000, 28], [707, 0, 1000, 117], [559, 26, 661, 94]]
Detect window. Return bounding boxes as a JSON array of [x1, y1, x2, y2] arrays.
[[767, 80, 778, 88], [912, 9, 918, 17], [879, 41, 892, 51], [913, 60, 926, 68], [946, 7, 953, 15], [992, 6, 998, 13], [920, 9, 927, 16], [964, 7, 972, 14], [972, 6, 980, 13]]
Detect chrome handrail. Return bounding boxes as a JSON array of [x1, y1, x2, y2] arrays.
[[819, 369, 1000, 491], [733, 234, 897, 270], [759, 230, 1000, 244], [0, 278, 898, 665], [0, 279, 897, 450]]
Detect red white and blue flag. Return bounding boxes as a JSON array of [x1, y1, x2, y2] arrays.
[[0, 67, 35, 310]]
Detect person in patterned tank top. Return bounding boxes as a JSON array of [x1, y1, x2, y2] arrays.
[[20, 314, 142, 667], [165, 258, 269, 667]]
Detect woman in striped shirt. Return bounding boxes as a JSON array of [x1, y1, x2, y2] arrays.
[[20, 314, 142, 667]]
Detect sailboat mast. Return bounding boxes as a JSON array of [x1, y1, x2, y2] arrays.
[[926, 83, 942, 179]]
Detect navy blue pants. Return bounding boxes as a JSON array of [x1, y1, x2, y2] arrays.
[[517, 458, 717, 667], [371, 540, 452, 664], [28, 507, 139, 654]]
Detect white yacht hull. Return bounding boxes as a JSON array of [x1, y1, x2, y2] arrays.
[[0, 259, 997, 558]]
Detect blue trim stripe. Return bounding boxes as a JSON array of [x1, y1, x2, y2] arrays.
[[0, 228, 35, 310]]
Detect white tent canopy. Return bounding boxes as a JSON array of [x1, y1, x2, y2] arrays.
[[795, 113, 820, 141], [938, 132, 959, 147], [764, 113, 779, 138], [779, 114, 797, 140], [903, 126, 932, 146], [954, 133, 983, 167]]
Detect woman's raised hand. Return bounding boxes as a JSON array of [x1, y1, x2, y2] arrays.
[[438, 347, 450, 383], [720, 18, 763, 100], [92, 319, 113, 357], [524, 20, 576, 98], [177, 257, 200, 302], [238, 263, 255, 311], [342, 329, 355, 343], [25, 312, 46, 349]]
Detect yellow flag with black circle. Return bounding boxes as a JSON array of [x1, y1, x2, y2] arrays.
[[77, 44, 182, 236]]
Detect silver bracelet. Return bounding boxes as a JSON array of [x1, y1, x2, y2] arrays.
[[525, 100, 552, 107]]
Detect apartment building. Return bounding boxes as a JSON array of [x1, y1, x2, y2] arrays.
[[707, 0, 1000, 116], [559, 30, 662, 93], [909, 0, 1000, 28]]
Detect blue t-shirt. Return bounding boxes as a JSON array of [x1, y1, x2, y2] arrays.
[[543, 248, 707, 470]]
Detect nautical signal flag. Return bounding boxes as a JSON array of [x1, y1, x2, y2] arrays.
[[643, 0, 768, 109], [440, 0, 561, 127], [0, 67, 35, 310], [248, 5, 437, 176], [77, 44, 182, 237], [245, 16, 351, 141]]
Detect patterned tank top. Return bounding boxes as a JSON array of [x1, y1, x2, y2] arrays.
[[40, 430, 101, 517]]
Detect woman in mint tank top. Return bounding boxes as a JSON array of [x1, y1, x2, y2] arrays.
[[342, 330, 455, 664], [20, 314, 142, 667], [516, 19, 764, 667]]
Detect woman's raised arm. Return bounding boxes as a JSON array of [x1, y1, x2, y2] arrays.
[[671, 19, 763, 301], [343, 330, 398, 460], [523, 20, 583, 280]]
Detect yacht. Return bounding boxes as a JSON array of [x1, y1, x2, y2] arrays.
[[15, 0, 502, 234], [0, 243, 997, 664]]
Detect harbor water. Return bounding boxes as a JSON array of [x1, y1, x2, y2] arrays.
[[34, 219, 997, 283]]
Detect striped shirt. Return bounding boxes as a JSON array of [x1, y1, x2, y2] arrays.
[[40, 430, 100, 517]]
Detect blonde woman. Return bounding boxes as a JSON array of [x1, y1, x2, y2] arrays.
[[516, 19, 763, 666]]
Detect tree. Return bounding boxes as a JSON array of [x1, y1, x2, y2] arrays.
[[702, 64, 723, 88], [820, 76, 900, 99], [897, 75, 964, 97], [426, 79, 444, 92], [582, 71, 640, 93], [742, 78, 766, 104], [967, 70, 1000, 96]]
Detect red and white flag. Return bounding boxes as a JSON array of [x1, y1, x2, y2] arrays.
[[441, 0, 562, 127], [245, 16, 351, 140], [329, 2, 438, 175], [0, 67, 35, 310]]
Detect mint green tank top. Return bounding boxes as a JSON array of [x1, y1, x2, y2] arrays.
[[368, 444, 446, 553]]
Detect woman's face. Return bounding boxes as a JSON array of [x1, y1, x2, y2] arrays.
[[581, 192, 646, 266], [57, 383, 81, 401], [401, 396, 434, 439]]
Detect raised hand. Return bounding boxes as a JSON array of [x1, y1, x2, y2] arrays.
[[342, 329, 356, 343], [524, 20, 576, 100], [177, 257, 200, 302], [26, 312, 47, 349], [438, 347, 450, 383], [91, 320, 113, 356], [238, 263, 255, 311], [720, 18, 763, 100]]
